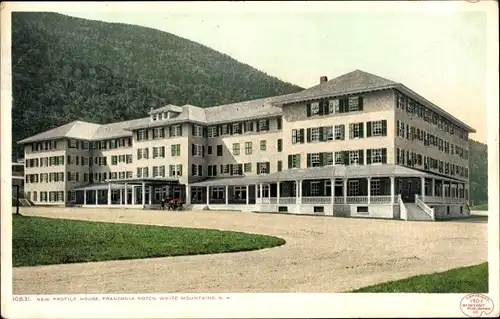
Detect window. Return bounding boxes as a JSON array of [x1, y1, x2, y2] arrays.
[[309, 153, 320, 167], [277, 139, 283, 152], [232, 123, 241, 135], [349, 150, 360, 165], [208, 126, 218, 138], [324, 152, 334, 166], [217, 145, 223, 156], [208, 165, 217, 177], [288, 154, 301, 169], [244, 122, 253, 132], [171, 125, 182, 137], [126, 154, 133, 163], [348, 96, 362, 111], [348, 180, 360, 196], [257, 162, 270, 174], [334, 152, 343, 165], [231, 164, 242, 176], [397, 121, 405, 138], [292, 129, 305, 144], [310, 127, 320, 142], [310, 102, 320, 116], [367, 120, 387, 137], [153, 127, 164, 139], [192, 125, 203, 137], [233, 143, 240, 155], [323, 126, 334, 141], [138, 130, 147, 141], [368, 148, 387, 164], [171, 144, 181, 156], [277, 160, 283, 172], [192, 144, 203, 157], [334, 125, 345, 140], [258, 120, 269, 131], [137, 148, 149, 160], [233, 186, 247, 200], [329, 99, 340, 114], [153, 166, 159, 177], [153, 147, 159, 159], [349, 123, 364, 139], [111, 155, 118, 165], [260, 140, 266, 151], [208, 146, 212, 155], [244, 163, 252, 172], [222, 164, 230, 174], [191, 164, 203, 177], [212, 186, 225, 200], [370, 179, 381, 196], [277, 118, 282, 130], [221, 125, 230, 135], [310, 182, 320, 196]]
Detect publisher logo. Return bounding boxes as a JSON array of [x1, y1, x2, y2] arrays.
[[460, 293, 494, 317]]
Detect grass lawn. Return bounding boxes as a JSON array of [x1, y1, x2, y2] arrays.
[[12, 215, 286, 267], [352, 263, 488, 293], [472, 203, 488, 211]]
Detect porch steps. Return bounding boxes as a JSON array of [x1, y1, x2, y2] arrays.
[[404, 203, 434, 221]]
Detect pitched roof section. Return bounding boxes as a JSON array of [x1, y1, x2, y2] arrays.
[[274, 70, 399, 106], [18, 121, 102, 144]]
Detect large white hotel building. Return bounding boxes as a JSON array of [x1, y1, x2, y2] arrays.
[[19, 70, 474, 221]]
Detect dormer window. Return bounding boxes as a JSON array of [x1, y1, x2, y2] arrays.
[[152, 114, 157, 121]]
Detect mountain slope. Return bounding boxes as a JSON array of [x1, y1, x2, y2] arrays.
[[469, 140, 488, 206], [11, 12, 303, 158]]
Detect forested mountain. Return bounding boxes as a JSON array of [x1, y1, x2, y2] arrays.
[[11, 12, 303, 158], [10, 12, 488, 205]]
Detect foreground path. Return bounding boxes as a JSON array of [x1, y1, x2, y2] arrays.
[[12, 207, 487, 294]]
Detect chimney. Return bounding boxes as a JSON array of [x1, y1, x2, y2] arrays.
[[320, 76, 328, 84]]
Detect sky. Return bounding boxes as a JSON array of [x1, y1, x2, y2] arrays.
[[53, 3, 489, 142]]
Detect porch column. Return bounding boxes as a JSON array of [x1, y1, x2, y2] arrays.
[[431, 179, 435, 197], [343, 178, 348, 204], [206, 186, 210, 205], [107, 183, 112, 205], [295, 180, 300, 204], [95, 189, 98, 205], [83, 190, 87, 205], [268, 184, 271, 198], [367, 178, 371, 204], [225, 185, 229, 205], [131, 186, 136, 204], [330, 179, 335, 204], [124, 183, 128, 205], [185, 185, 191, 205], [141, 182, 146, 206], [255, 184, 258, 199], [119, 186, 123, 205], [246, 185, 249, 205], [390, 177, 395, 204], [259, 183, 263, 199], [277, 182, 280, 204], [420, 176, 425, 201], [149, 186, 152, 205], [441, 180, 445, 203]]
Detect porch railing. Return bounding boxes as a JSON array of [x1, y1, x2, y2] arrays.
[[398, 194, 407, 221], [369, 195, 393, 204], [278, 197, 296, 205], [302, 196, 332, 204], [415, 194, 435, 220], [334, 197, 345, 205], [346, 196, 368, 204]]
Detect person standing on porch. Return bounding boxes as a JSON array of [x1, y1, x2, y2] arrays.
[[160, 197, 165, 210]]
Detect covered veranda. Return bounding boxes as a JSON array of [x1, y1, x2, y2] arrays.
[[188, 164, 469, 207], [72, 178, 183, 207]]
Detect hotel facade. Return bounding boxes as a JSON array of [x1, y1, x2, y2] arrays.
[[19, 70, 474, 221]]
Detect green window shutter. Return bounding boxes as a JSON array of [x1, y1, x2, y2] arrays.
[[277, 161, 282, 172], [318, 101, 324, 116], [358, 97, 364, 111], [297, 155, 301, 168], [367, 122, 372, 137], [299, 129, 305, 143], [319, 127, 324, 141], [382, 120, 388, 136], [382, 148, 387, 164], [179, 126, 183, 136], [341, 125, 345, 140], [307, 153, 312, 168], [191, 124, 195, 136], [306, 103, 312, 117], [319, 181, 325, 196], [256, 121, 260, 132], [359, 150, 364, 165], [307, 128, 312, 143], [349, 124, 353, 139], [359, 122, 364, 138], [319, 152, 325, 167], [288, 155, 293, 169], [238, 164, 243, 175], [396, 148, 400, 164], [343, 151, 349, 165], [367, 149, 372, 164]]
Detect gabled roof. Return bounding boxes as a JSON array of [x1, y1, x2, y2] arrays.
[[18, 120, 102, 144], [274, 70, 399, 106]]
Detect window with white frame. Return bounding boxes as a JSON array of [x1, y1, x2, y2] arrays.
[[171, 125, 182, 137], [244, 122, 253, 132], [290, 154, 301, 169], [221, 125, 229, 135], [258, 162, 268, 174], [244, 163, 252, 172], [193, 144, 203, 157], [223, 164, 230, 174], [325, 126, 334, 140], [310, 181, 320, 196], [334, 125, 344, 140], [324, 152, 334, 166], [310, 102, 320, 116], [245, 142, 252, 154], [335, 152, 343, 165], [311, 153, 320, 167], [329, 99, 339, 114], [370, 179, 381, 196], [152, 147, 159, 159], [232, 123, 241, 135], [192, 164, 203, 177], [233, 143, 240, 155], [324, 180, 332, 196], [126, 154, 133, 163], [349, 123, 362, 139], [260, 140, 266, 151], [193, 125, 203, 137], [208, 126, 217, 138], [211, 186, 225, 200], [349, 151, 360, 165], [138, 130, 147, 141], [233, 186, 247, 200], [153, 166, 159, 177], [311, 127, 320, 142], [371, 148, 383, 164], [232, 164, 241, 176], [153, 127, 164, 139], [348, 97, 360, 111], [398, 121, 405, 138], [348, 180, 360, 196], [258, 119, 269, 131], [371, 121, 383, 136]]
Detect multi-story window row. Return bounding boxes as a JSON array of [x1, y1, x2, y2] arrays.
[[25, 172, 65, 183], [90, 156, 108, 166], [397, 120, 469, 159], [111, 154, 133, 165], [306, 95, 363, 117], [91, 137, 132, 150], [136, 125, 183, 142], [28, 140, 60, 152], [395, 91, 469, 141], [25, 156, 65, 168], [303, 148, 388, 168], [33, 191, 65, 203], [292, 120, 387, 144], [67, 155, 90, 166], [396, 148, 469, 179], [207, 118, 279, 138]]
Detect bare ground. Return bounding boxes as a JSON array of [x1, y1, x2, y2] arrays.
[[11, 207, 487, 294]]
